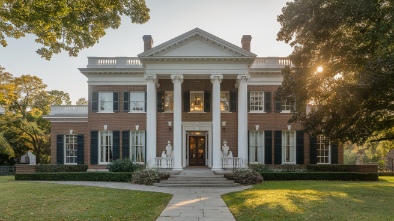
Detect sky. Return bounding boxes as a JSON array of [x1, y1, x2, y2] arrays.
[[0, 0, 293, 103]]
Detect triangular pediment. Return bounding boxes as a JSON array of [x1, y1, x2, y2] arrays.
[[138, 28, 256, 59]]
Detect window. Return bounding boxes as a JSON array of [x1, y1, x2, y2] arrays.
[[99, 92, 113, 112], [249, 131, 264, 163], [164, 91, 174, 112], [282, 131, 296, 163], [130, 92, 145, 112], [317, 135, 331, 164], [65, 135, 77, 164], [250, 91, 264, 112], [130, 130, 145, 163], [281, 100, 294, 113], [190, 91, 204, 112], [220, 92, 230, 112], [99, 130, 113, 164]]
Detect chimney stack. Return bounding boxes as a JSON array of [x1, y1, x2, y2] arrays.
[[241, 35, 252, 52], [142, 35, 153, 52]]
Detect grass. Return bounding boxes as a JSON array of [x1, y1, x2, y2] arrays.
[[223, 176, 394, 221], [0, 176, 172, 221]]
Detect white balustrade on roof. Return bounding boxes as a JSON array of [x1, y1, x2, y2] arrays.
[[49, 105, 88, 115]]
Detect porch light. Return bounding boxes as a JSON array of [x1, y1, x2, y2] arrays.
[[222, 121, 226, 131], [255, 125, 259, 131], [69, 129, 73, 134], [168, 121, 172, 131], [104, 125, 108, 131], [287, 124, 291, 131], [135, 125, 139, 131]]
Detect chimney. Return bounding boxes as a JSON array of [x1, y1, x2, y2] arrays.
[[142, 35, 153, 52], [241, 35, 252, 52]]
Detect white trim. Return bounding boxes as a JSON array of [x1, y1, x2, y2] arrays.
[[182, 122, 212, 168]]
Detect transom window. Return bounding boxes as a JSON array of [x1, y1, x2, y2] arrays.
[[65, 135, 77, 164], [317, 135, 331, 164], [130, 130, 145, 163], [99, 130, 113, 164], [282, 131, 296, 164], [250, 91, 264, 112], [190, 91, 204, 112], [249, 131, 264, 163], [99, 92, 113, 112], [130, 92, 145, 112], [220, 92, 230, 112], [164, 91, 174, 112]]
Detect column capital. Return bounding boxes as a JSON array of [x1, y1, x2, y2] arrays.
[[210, 74, 223, 84], [144, 74, 157, 82], [171, 74, 184, 83], [236, 74, 250, 83]]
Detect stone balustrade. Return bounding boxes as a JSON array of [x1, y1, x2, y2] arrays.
[[222, 157, 244, 169], [155, 157, 174, 169], [49, 105, 88, 115]]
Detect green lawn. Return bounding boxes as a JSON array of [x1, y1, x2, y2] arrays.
[[223, 176, 394, 221], [0, 176, 172, 221]]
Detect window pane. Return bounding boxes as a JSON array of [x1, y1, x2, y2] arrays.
[[249, 131, 264, 163], [190, 91, 204, 112], [130, 131, 145, 163], [164, 91, 174, 111], [99, 131, 113, 163], [250, 91, 264, 112], [130, 92, 145, 112], [65, 135, 77, 164], [99, 92, 113, 111], [220, 92, 229, 111]]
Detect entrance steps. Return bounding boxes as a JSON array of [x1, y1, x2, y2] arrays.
[[154, 167, 239, 187]]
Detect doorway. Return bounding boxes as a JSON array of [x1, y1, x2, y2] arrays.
[[189, 136, 205, 166]]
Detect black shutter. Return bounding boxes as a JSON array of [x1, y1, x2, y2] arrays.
[[230, 92, 237, 112], [56, 134, 64, 164], [122, 131, 130, 159], [157, 91, 164, 112], [275, 91, 282, 112], [77, 134, 84, 165], [144, 92, 147, 112], [90, 131, 98, 165], [265, 131, 272, 164], [274, 131, 282, 164], [113, 131, 120, 160], [331, 143, 339, 164], [92, 92, 98, 112], [113, 92, 119, 112], [204, 92, 210, 112], [247, 91, 250, 112], [183, 91, 190, 112], [265, 92, 272, 113], [296, 131, 305, 164], [123, 92, 129, 112], [309, 135, 317, 164]]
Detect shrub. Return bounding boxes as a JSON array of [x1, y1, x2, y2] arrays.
[[306, 164, 378, 172], [259, 172, 378, 181], [107, 159, 144, 172], [225, 169, 263, 185], [131, 169, 161, 185], [15, 172, 132, 182], [249, 164, 271, 173], [36, 165, 88, 172]]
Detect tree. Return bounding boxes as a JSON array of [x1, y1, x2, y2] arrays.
[[0, 132, 14, 165], [1, 0, 150, 60], [277, 0, 394, 144], [76, 97, 88, 105]]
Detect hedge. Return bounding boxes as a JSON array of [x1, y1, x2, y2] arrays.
[[378, 172, 394, 176], [15, 172, 132, 182], [306, 164, 378, 173], [36, 165, 88, 173], [259, 172, 378, 181]]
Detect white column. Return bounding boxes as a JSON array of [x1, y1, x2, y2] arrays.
[[210, 74, 223, 170], [145, 74, 158, 168], [237, 74, 249, 167], [171, 74, 184, 170]]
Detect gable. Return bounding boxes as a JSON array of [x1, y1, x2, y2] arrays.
[[160, 39, 234, 57]]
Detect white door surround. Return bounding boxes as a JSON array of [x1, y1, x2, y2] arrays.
[[182, 122, 212, 168]]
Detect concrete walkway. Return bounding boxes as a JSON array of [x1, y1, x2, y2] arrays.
[[39, 180, 251, 221]]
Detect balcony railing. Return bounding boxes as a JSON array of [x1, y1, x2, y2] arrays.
[[49, 105, 88, 115], [155, 157, 174, 169], [222, 157, 244, 169], [251, 57, 293, 68]]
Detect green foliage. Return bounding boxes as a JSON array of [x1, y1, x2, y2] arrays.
[[306, 164, 378, 173], [0, 1, 150, 60], [107, 158, 144, 172], [36, 164, 88, 172], [224, 169, 263, 185], [131, 169, 160, 185], [15, 172, 132, 182], [260, 172, 378, 181], [248, 164, 271, 173], [0, 132, 14, 163]]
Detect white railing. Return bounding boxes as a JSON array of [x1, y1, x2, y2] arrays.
[[222, 157, 244, 169], [155, 157, 174, 169], [49, 105, 88, 115], [251, 57, 293, 68], [87, 57, 143, 68]]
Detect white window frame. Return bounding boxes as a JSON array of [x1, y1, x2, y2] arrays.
[[250, 91, 264, 113], [249, 131, 264, 163], [164, 91, 174, 112], [130, 91, 145, 112], [220, 91, 230, 112], [130, 130, 145, 163], [190, 91, 204, 112], [317, 135, 331, 164], [282, 131, 296, 164], [99, 91, 113, 113], [281, 100, 294, 113], [99, 130, 113, 164], [64, 134, 77, 164]]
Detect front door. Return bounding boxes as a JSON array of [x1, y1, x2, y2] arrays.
[[189, 136, 205, 166]]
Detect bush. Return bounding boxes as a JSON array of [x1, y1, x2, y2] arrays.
[[259, 172, 378, 181], [131, 169, 160, 185], [36, 164, 88, 172], [306, 164, 378, 172], [225, 169, 263, 185], [15, 172, 132, 182], [248, 164, 271, 173], [107, 159, 144, 172]]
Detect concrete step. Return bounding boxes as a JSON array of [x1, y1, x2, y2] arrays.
[[160, 180, 234, 184], [153, 182, 240, 187], [167, 177, 228, 181]]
